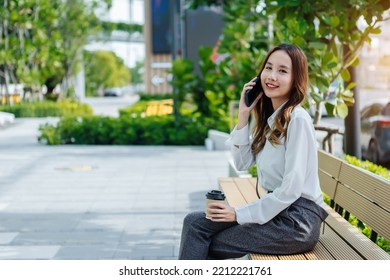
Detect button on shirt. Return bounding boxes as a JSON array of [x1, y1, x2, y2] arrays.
[[226, 104, 326, 225]]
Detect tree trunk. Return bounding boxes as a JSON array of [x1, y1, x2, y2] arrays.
[[343, 66, 361, 159], [312, 102, 322, 125]]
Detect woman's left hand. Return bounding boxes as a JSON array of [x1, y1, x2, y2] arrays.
[[206, 202, 237, 222]]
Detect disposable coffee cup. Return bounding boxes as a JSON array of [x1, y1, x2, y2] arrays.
[[205, 190, 226, 219]]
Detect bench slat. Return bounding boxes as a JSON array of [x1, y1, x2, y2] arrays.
[[304, 241, 335, 260], [249, 254, 279, 260], [233, 177, 259, 203], [318, 170, 338, 199], [318, 150, 342, 178], [246, 177, 269, 198], [338, 162, 390, 211], [219, 177, 247, 208], [334, 182, 390, 243], [324, 206, 390, 260], [278, 254, 307, 260], [319, 218, 363, 260]]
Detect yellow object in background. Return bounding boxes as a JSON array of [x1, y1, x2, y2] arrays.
[[145, 99, 173, 116], [1, 94, 21, 105]]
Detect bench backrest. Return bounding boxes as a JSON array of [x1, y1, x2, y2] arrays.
[[318, 150, 390, 241]]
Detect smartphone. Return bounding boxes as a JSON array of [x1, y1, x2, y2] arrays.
[[245, 76, 263, 107]]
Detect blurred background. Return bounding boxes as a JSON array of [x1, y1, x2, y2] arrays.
[[1, 0, 390, 168]]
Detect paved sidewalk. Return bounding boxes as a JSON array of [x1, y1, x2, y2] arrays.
[[0, 118, 230, 259]]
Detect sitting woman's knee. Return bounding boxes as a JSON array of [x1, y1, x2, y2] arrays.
[[184, 212, 204, 223], [183, 211, 204, 225]]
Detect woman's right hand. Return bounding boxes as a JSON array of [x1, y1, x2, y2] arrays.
[[237, 77, 263, 129]]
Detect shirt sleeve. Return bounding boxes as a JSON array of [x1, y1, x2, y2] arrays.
[[225, 124, 256, 171], [235, 116, 314, 224]]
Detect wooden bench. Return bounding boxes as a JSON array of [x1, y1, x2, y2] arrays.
[[219, 149, 390, 260], [145, 99, 173, 116]]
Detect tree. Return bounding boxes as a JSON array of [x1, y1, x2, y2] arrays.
[[0, 0, 61, 103], [188, 0, 389, 123], [264, 0, 390, 124], [0, 0, 112, 103], [83, 50, 131, 97], [130, 61, 144, 85], [55, 0, 112, 98], [184, 0, 389, 158]]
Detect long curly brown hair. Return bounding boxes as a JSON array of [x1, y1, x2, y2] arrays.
[[251, 44, 308, 155]]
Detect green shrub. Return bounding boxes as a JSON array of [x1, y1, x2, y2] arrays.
[[0, 100, 93, 117], [118, 101, 149, 117], [344, 155, 390, 180], [37, 123, 62, 145], [38, 114, 229, 146], [139, 93, 173, 101]]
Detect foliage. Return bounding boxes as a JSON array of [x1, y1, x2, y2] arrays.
[[130, 61, 144, 85], [101, 21, 142, 35], [264, 0, 390, 123], [118, 101, 149, 117], [0, 0, 112, 100], [248, 165, 257, 177], [167, 1, 267, 126], [139, 93, 173, 101], [168, 59, 197, 115], [185, 0, 390, 124], [83, 50, 131, 97], [38, 114, 230, 146], [344, 154, 390, 180], [0, 100, 93, 118]]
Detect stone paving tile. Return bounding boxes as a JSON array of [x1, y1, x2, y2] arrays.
[[10, 232, 69, 245], [0, 245, 61, 259], [0, 232, 19, 245], [0, 118, 230, 260], [53, 245, 116, 260]]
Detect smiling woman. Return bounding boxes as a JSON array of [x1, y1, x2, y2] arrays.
[[179, 44, 329, 260]]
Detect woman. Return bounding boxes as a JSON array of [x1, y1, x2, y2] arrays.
[[179, 43, 328, 260]]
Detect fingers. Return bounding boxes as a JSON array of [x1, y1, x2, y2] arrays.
[[206, 204, 236, 222], [242, 79, 257, 94], [240, 77, 261, 108]]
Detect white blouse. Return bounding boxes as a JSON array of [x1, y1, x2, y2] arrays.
[[226, 104, 326, 225]]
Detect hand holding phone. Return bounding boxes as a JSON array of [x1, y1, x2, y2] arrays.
[[245, 76, 263, 107]]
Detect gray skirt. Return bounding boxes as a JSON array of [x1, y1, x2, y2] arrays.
[[179, 197, 329, 260]]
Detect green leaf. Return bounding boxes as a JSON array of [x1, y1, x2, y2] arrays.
[[322, 15, 332, 26], [336, 102, 349, 118], [324, 102, 335, 117], [322, 52, 333, 66], [331, 16, 340, 27], [327, 62, 338, 69], [345, 82, 356, 91], [350, 56, 360, 67], [309, 41, 326, 50], [311, 92, 323, 104], [342, 95, 355, 106], [341, 89, 355, 105], [371, 27, 382, 34], [317, 76, 330, 90], [341, 69, 351, 82], [351, 32, 362, 41], [292, 37, 306, 46]]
